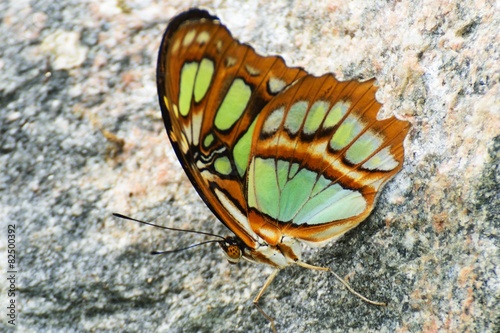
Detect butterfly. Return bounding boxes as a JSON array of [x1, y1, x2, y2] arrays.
[[155, 7, 410, 332]]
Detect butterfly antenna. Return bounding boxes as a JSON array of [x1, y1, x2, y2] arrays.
[[151, 239, 221, 255], [112, 213, 225, 240]]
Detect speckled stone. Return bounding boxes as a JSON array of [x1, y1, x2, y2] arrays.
[[0, 1, 498, 333]]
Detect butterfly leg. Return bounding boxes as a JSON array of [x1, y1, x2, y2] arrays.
[[253, 268, 280, 304], [254, 304, 277, 333], [297, 261, 386, 306], [296, 261, 329, 272], [253, 268, 280, 333]]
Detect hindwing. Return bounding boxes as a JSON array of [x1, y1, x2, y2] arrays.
[[246, 75, 410, 245]]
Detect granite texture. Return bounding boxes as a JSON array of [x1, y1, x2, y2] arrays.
[[0, 0, 498, 332]]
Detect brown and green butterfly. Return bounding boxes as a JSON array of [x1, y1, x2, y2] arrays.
[[156, 8, 410, 332]]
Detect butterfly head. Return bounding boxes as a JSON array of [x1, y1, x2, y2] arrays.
[[218, 236, 244, 264]]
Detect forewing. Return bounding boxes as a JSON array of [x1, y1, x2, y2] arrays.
[[157, 9, 307, 247]]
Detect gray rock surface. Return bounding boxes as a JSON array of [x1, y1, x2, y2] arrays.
[[0, 1, 498, 332]]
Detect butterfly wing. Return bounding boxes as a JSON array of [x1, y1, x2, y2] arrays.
[[157, 9, 307, 248], [246, 74, 411, 246]]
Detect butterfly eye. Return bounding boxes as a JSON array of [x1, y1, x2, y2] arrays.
[[219, 238, 242, 264]]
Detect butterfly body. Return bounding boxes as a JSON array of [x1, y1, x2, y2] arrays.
[[157, 7, 410, 304]]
